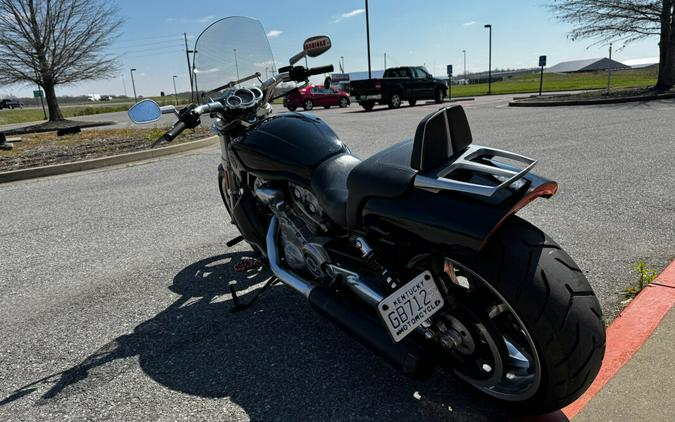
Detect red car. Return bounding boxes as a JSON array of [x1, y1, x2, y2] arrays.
[[284, 85, 350, 111]]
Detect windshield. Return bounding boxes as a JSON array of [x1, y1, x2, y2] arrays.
[[192, 17, 275, 95]]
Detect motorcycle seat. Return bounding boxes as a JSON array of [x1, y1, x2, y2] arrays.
[[345, 140, 418, 227], [311, 141, 416, 228], [312, 105, 472, 228]]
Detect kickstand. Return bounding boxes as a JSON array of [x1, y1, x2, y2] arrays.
[[228, 276, 279, 313]]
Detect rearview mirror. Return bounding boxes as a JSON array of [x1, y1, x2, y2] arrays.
[[128, 99, 161, 124], [303, 36, 332, 57]]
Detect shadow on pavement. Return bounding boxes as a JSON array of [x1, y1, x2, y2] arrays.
[[2, 252, 542, 421]]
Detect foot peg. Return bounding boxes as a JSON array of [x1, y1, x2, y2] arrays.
[[228, 276, 279, 313], [226, 235, 244, 247]]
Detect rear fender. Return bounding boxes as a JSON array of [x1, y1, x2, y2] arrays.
[[362, 170, 557, 252]]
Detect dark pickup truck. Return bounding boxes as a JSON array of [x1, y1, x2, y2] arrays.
[[0, 99, 24, 109], [350, 66, 447, 111]]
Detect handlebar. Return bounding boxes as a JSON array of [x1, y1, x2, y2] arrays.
[[307, 65, 334, 76], [152, 64, 334, 147], [152, 120, 187, 147]]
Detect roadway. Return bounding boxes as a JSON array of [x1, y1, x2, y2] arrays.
[[1, 94, 673, 421]]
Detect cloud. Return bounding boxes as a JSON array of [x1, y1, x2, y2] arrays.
[[462, 21, 476, 27], [342, 9, 365, 19], [266, 30, 283, 38], [198, 15, 215, 23]]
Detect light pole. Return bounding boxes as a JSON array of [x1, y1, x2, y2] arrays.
[[462, 49, 466, 83], [607, 42, 613, 94], [384, 52, 387, 69], [172, 75, 178, 105], [365, 0, 372, 79], [233, 48, 240, 84], [484, 24, 492, 94], [184, 33, 194, 102], [130, 68, 137, 103], [121, 75, 127, 97], [340, 55, 344, 73]]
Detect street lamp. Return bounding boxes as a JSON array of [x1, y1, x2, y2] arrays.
[[365, 0, 372, 79], [233, 49, 240, 84], [172, 75, 178, 105], [340, 55, 345, 73], [462, 49, 466, 83], [484, 24, 492, 94], [130, 68, 137, 103]]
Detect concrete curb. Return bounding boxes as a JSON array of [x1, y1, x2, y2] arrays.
[[509, 92, 675, 107], [0, 135, 218, 183], [560, 259, 675, 419]]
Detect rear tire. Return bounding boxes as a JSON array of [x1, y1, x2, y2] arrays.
[[339, 97, 350, 108], [388, 92, 402, 109], [303, 99, 314, 111], [446, 217, 605, 412], [287, 106, 297, 112]]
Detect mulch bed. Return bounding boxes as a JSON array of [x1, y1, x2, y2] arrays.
[[510, 87, 675, 106], [0, 127, 212, 172]]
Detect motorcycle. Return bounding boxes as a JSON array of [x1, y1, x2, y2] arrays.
[[128, 16, 605, 412]]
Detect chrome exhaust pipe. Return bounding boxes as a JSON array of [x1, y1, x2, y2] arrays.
[[266, 216, 316, 298], [265, 216, 435, 379]]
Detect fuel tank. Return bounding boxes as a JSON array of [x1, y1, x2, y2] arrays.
[[231, 112, 349, 181]]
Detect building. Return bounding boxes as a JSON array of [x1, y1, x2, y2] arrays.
[[546, 58, 629, 73]]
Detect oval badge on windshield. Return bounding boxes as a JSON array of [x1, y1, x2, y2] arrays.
[[303, 36, 332, 57]]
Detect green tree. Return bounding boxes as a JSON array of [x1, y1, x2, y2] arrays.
[[0, 0, 122, 122], [551, 0, 675, 89]]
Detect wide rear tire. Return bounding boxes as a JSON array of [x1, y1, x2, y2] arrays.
[[448, 217, 605, 413]]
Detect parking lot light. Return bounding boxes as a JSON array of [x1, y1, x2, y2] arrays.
[[130, 68, 137, 103], [484, 24, 492, 94]]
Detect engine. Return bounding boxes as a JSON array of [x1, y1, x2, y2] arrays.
[[279, 183, 332, 279]]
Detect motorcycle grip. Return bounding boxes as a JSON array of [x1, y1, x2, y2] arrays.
[[307, 65, 334, 76], [152, 120, 187, 147]]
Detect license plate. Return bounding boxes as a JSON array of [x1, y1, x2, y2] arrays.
[[377, 271, 445, 342]]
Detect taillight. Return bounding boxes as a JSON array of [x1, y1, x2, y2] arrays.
[[374, 81, 381, 91]]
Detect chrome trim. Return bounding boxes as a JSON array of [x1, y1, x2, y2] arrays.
[[414, 144, 537, 197], [326, 264, 383, 307], [254, 187, 283, 207], [354, 236, 374, 257], [358, 94, 381, 101], [266, 217, 316, 299]]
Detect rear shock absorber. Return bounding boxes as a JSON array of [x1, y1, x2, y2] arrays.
[[354, 237, 399, 291]]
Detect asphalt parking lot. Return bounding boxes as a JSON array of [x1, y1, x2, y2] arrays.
[[1, 94, 673, 421]]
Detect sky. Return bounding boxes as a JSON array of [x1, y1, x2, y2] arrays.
[[1, 0, 661, 98]]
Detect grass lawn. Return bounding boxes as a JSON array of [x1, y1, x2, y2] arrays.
[[0, 97, 193, 126], [450, 66, 658, 97]]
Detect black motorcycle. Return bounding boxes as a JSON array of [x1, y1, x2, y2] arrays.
[[128, 16, 605, 413]]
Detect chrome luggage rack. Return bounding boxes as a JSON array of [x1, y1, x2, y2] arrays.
[[414, 144, 537, 197]]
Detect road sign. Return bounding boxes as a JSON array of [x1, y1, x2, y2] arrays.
[[33, 90, 43, 98], [539, 55, 547, 67], [446, 64, 453, 76]]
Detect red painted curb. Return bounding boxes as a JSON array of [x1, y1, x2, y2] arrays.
[[561, 259, 675, 419]]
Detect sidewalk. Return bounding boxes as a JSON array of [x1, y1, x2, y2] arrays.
[[561, 260, 675, 421], [575, 307, 675, 421]]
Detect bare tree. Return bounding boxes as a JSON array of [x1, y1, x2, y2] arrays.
[[550, 0, 675, 89], [0, 0, 122, 122]]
